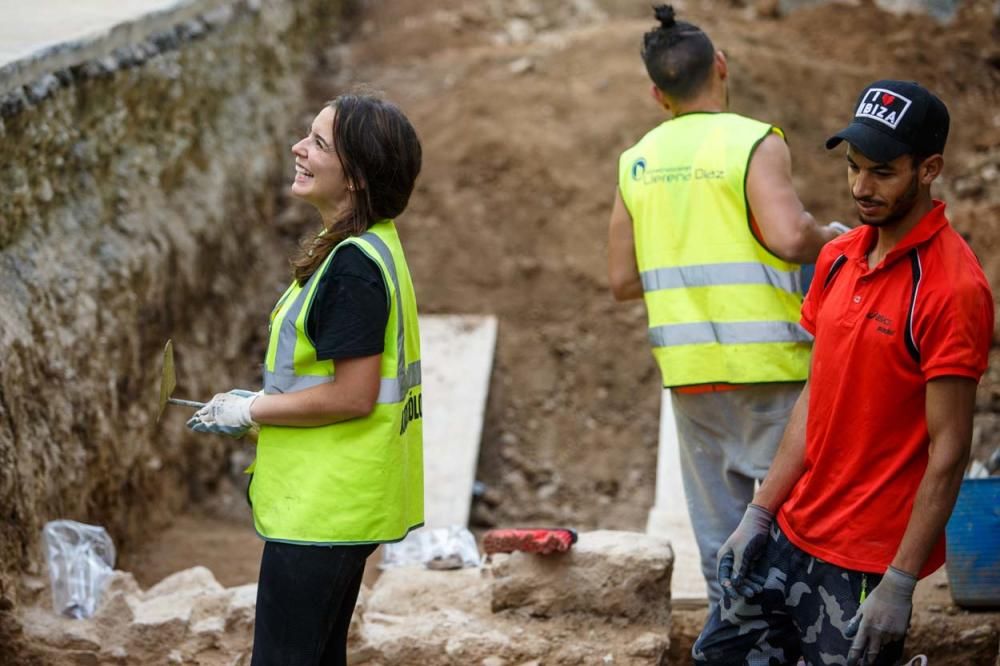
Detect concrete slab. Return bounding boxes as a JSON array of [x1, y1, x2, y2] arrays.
[[418, 314, 498, 529], [647, 389, 709, 608]]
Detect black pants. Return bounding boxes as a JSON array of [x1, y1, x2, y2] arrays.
[[251, 540, 377, 666]]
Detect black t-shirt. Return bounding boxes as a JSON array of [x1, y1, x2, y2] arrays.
[[306, 245, 389, 360]]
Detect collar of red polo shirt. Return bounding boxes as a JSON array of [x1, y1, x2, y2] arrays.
[[844, 200, 949, 266]]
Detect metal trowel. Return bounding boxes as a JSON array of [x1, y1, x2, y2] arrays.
[[157, 339, 205, 421]]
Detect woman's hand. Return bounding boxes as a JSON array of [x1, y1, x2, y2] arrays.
[[186, 389, 260, 438]]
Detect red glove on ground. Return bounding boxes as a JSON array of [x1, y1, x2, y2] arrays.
[[482, 528, 578, 555]]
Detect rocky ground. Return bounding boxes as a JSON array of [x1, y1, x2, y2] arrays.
[[20, 530, 678, 665], [10, 0, 1000, 663]]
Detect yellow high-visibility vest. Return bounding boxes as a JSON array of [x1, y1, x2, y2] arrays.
[[618, 112, 811, 388], [248, 220, 423, 544]]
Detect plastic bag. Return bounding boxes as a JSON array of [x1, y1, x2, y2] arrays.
[[381, 525, 480, 570], [42, 520, 116, 619]]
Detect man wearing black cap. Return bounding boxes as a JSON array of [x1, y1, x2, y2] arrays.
[[693, 80, 994, 665]]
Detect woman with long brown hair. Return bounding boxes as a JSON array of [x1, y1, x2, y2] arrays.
[[187, 93, 424, 666]]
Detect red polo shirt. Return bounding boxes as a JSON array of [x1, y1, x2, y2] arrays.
[[777, 201, 993, 577]]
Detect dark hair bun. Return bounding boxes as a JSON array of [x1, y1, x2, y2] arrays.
[[653, 4, 676, 29]]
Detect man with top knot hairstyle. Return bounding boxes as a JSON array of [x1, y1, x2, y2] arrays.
[[693, 80, 993, 666], [607, 5, 846, 604]]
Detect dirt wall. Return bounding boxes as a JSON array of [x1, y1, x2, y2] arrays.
[[340, 0, 1000, 535], [0, 0, 348, 643]]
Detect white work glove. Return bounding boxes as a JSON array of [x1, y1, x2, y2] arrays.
[[829, 221, 852, 235], [186, 389, 260, 438], [717, 503, 773, 599], [845, 566, 916, 666]]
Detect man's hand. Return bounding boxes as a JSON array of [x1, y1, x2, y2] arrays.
[[186, 389, 260, 438], [845, 566, 916, 666], [717, 503, 773, 599]]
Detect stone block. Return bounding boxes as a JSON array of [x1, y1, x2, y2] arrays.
[[94, 587, 137, 630], [353, 560, 670, 664], [103, 571, 142, 599], [224, 583, 257, 632], [367, 566, 486, 616], [189, 586, 233, 625], [142, 566, 222, 600], [626, 631, 669, 658], [489, 530, 673, 623], [53, 620, 102, 652], [128, 600, 190, 652]]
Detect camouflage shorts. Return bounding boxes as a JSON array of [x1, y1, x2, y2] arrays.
[[692, 524, 906, 666]]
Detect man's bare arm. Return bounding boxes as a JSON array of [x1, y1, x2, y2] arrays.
[[890, 376, 977, 575], [608, 187, 643, 301], [746, 133, 842, 264]]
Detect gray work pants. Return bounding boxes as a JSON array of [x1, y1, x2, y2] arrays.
[[671, 382, 803, 605]]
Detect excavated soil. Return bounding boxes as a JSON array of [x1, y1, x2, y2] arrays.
[[106, 0, 1000, 663]]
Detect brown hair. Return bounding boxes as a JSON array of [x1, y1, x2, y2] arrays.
[[291, 94, 422, 284]]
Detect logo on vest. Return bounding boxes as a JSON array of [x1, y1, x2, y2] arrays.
[[855, 88, 912, 129], [631, 158, 647, 181], [400, 391, 423, 435], [629, 163, 725, 186]]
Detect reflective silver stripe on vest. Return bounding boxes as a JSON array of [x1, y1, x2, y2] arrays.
[[648, 321, 812, 348], [263, 231, 419, 404], [641, 262, 802, 294], [358, 232, 407, 386], [264, 256, 328, 394], [263, 361, 421, 403], [375, 360, 422, 403]]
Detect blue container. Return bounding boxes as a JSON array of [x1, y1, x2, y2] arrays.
[[945, 477, 1000, 608]]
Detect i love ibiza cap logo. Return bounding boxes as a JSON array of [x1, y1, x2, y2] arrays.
[[855, 87, 912, 130], [828, 80, 948, 161]]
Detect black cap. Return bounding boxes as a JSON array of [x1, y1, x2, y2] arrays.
[[826, 80, 949, 163]]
